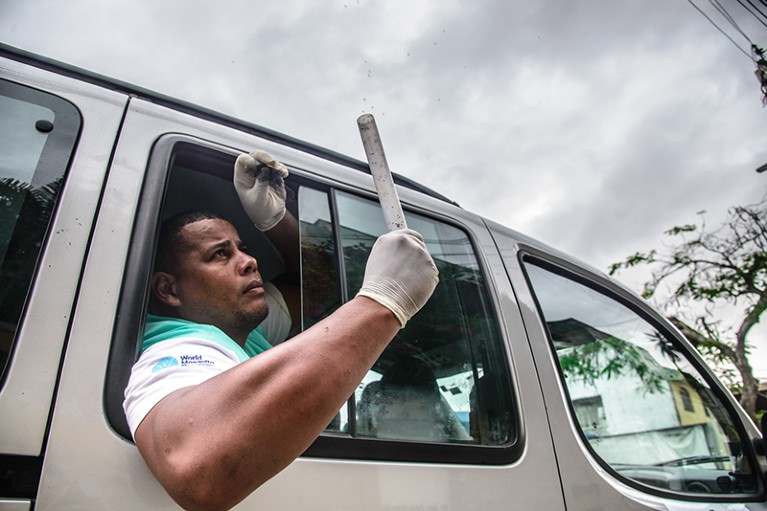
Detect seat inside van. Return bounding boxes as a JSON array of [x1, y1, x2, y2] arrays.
[[357, 356, 471, 442]]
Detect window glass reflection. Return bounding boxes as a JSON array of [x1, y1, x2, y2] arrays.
[[524, 261, 757, 495]]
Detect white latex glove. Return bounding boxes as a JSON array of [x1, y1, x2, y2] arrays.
[[357, 229, 439, 328], [233, 150, 290, 231]]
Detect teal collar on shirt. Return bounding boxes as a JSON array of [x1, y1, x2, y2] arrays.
[[143, 314, 273, 363]]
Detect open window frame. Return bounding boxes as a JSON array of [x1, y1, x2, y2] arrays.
[[104, 135, 523, 465]]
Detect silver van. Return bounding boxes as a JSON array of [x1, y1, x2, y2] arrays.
[[1, 43, 765, 510]]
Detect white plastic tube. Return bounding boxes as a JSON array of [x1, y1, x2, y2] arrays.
[[357, 113, 407, 231]]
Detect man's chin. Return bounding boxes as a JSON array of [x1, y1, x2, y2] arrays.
[[236, 305, 269, 332]]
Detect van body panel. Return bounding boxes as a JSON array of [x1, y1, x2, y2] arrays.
[[0, 57, 126, 456]]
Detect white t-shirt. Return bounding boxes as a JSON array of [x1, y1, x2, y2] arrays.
[[123, 282, 291, 437]]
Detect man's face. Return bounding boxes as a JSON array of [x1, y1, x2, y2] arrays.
[[169, 218, 268, 338]]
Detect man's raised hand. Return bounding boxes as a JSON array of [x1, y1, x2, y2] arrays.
[[234, 150, 290, 231]]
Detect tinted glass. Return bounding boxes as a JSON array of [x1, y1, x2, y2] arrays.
[[524, 260, 758, 496], [298, 186, 342, 330], [0, 80, 80, 381], [326, 191, 515, 445]]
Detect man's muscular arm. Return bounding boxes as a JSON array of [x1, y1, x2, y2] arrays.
[[135, 297, 398, 511]]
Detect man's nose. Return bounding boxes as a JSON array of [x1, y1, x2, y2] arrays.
[[237, 252, 258, 275]]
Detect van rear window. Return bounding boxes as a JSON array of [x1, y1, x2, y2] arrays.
[[0, 79, 80, 382], [523, 258, 760, 499]]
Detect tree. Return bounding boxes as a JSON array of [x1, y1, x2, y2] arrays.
[[609, 195, 767, 422]]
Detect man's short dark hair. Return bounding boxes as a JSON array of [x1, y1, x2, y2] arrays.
[[154, 211, 224, 273]]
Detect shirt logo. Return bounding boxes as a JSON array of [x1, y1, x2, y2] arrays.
[[151, 354, 216, 373], [152, 356, 179, 373], [180, 354, 215, 368]]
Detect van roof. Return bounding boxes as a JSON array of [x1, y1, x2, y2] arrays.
[[0, 42, 458, 207]]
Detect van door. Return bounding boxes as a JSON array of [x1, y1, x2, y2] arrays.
[[491, 224, 767, 510], [35, 95, 567, 509], [0, 57, 126, 509]]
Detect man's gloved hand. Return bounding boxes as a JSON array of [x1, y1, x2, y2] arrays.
[[357, 229, 439, 328], [234, 150, 290, 231]]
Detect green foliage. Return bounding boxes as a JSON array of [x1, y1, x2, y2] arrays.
[[610, 202, 767, 308], [558, 336, 667, 395], [664, 224, 698, 236], [609, 195, 767, 420]]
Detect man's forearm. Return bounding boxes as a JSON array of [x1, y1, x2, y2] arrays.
[[134, 297, 399, 511]]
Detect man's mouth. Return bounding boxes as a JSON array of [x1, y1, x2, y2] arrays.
[[243, 280, 264, 294]]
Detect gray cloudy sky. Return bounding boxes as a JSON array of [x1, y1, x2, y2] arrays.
[[2, 0, 766, 376]]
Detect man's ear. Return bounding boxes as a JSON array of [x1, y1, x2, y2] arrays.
[[150, 272, 181, 307]]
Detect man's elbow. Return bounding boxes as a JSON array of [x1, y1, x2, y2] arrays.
[[160, 459, 245, 511], [173, 488, 237, 511], [152, 447, 274, 511]]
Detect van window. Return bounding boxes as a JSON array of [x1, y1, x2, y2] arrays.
[[523, 259, 759, 497], [0, 80, 80, 381], [106, 139, 519, 463], [300, 188, 516, 447]]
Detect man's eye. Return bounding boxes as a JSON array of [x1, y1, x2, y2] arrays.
[[214, 249, 228, 258]]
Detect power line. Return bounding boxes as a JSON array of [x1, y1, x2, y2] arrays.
[[686, 0, 767, 104], [747, 0, 767, 20], [709, 0, 752, 43], [685, 0, 753, 58], [736, 0, 767, 29], [745, 0, 767, 13]]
